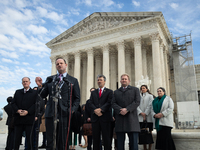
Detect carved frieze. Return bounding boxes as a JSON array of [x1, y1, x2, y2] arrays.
[[149, 32, 160, 41]]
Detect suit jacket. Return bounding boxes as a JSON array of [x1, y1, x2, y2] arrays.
[[11, 88, 38, 125], [41, 74, 80, 118], [89, 88, 113, 123], [112, 85, 141, 132]]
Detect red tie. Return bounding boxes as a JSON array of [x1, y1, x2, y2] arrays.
[[99, 88, 102, 98]]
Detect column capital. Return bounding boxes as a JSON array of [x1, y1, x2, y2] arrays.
[[159, 39, 164, 48], [101, 43, 109, 51], [73, 51, 81, 58], [50, 55, 57, 63], [149, 32, 160, 41], [86, 48, 94, 55], [116, 40, 125, 50], [132, 36, 142, 45]]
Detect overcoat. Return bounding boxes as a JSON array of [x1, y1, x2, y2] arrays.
[[112, 85, 140, 132], [137, 92, 154, 123], [11, 88, 38, 125]]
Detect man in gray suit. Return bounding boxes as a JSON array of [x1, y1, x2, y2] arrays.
[[112, 73, 140, 150]]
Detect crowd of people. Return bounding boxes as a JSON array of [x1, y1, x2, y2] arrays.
[[3, 57, 176, 150]]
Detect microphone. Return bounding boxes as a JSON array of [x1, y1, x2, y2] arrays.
[[43, 77, 53, 85], [63, 77, 71, 84]]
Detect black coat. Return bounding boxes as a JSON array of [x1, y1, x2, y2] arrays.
[[11, 88, 38, 125], [85, 99, 92, 122], [88, 88, 113, 123], [112, 85, 141, 132], [4, 103, 14, 127], [40, 74, 80, 118]]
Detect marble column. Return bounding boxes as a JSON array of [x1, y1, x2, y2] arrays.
[[95, 53, 102, 88], [110, 50, 117, 90], [125, 49, 132, 81], [63, 54, 69, 73], [160, 42, 166, 89], [87, 48, 94, 99], [117, 40, 125, 84], [102, 44, 110, 88], [133, 37, 143, 85], [142, 46, 147, 78], [74, 51, 81, 86], [164, 48, 170, 95], [81, 56, 87, 104], [150, 32, 162, 94], [50, 56, 57, 75], [146, 47, 153, 91]]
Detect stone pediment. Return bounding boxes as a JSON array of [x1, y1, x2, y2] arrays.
[[46, 12, 162, 47]]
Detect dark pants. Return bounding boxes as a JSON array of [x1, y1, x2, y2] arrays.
[[87, 135, 92, 150], [92, 120, 111, 150], [5, 127, 15, 150], [42, 132, 47, 145], [46, 117, 69, 150], [116, 132, 138, 150], [14, 125, 33, 150]]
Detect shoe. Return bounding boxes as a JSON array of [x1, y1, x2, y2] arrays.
[[38, 145, 46, 149]]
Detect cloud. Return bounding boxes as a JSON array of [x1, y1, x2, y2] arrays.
[[22, 62, 30, 66], [27, 24, 48, 34], [132, 0, 140, 7], [2, 58, 12, 63], [169, 3, 178, 9], [117, 3, 124, 9], [0, 50, 19, 59]]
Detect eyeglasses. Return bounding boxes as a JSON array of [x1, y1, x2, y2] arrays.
[[157, 90, 162, 92]]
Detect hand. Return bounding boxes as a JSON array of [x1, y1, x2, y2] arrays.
[[94, 108, 102, 116], [113, 117, 115, 121], [35, 77, 43, 87], [140, 112, 146, 121], [17, 109, 23, 114], [120, 108, 128, 115], [20, 110, 28, 116], [87, 118, 91, 122], [154, 113, 163, 118], [35, 117, 38, 121]]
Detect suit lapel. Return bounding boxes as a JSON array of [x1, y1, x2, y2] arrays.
[[100, 88, 107, 99]]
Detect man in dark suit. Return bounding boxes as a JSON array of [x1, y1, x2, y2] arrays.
[[89, 74, 113, 150], [36, 57, 80, 150], [112, 74, 140, 150], [11, 77, 39, 150], [4, 96, 15, 150]]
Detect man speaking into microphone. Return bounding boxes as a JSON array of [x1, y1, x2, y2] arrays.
[[35, 57, 80, 150]]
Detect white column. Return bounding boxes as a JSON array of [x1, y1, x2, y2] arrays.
[[150, 32, 162, 94], [160, 42, 166, 89], [63, 54, 69, 73], [95, 54, 102, 88], [74, 51, 81, 86], [142, 46, 147, 78], [87, 48, 94, 99], [102, 44, 110, 88], [125, 49, 132, 81], [133, 37, 143, 85], [117, 40, 125, 84], [50, 56, 57, 75], [110, 50, 117, 90], [164, 49, 170, 95], [81, 57, 87, 104], [146, 47, 153, 91]]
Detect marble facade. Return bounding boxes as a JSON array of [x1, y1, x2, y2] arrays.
[[46, 12, 172, 104]]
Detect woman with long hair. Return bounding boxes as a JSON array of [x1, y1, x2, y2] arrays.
[[137, 85, 154, 150]]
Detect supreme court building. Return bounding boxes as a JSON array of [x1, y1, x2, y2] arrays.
[[46, 12, 172, 104]]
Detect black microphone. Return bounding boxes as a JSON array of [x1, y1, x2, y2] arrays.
[[63, 77, 71, 84], [43, 77, 53, 85]]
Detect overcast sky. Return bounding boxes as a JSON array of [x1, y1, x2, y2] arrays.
[[0, 0, 200, 109]]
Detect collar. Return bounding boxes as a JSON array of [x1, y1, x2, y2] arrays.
[[24, 88, 30, 93], [99, 87, 105, 92], [57, 72, 67, 77]]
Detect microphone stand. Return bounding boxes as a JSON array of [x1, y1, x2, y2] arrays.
[[52, 77, 62, 150]]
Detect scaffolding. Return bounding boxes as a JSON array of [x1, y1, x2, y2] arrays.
[[172, 33, 198, 102], [172, 33, 200, 128]]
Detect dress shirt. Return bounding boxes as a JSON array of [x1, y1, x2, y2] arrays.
[[24, 88, 30, 93], [98, 87, 105, 95]]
